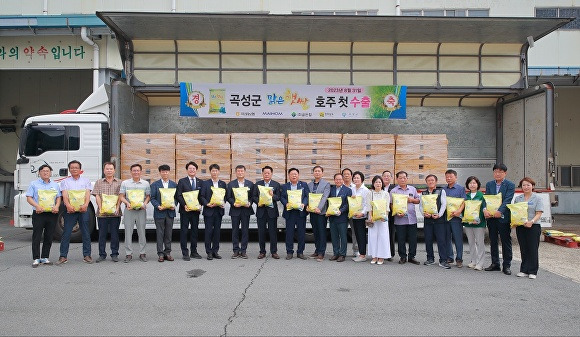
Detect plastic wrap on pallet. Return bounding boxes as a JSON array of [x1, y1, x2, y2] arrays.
[[394, 134, 448, 185], [340, 134, 396, 182], [120, 134, 176, 183], [230, 133, 286, 183], [175, 134, 231, 182]]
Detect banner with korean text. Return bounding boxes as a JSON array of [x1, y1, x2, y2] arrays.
[[180, 82, 406, 119]]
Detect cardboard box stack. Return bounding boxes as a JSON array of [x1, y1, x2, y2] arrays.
[[231, 133, 286, 183], [175, 134, 231, 183], [120, 133, 176, 183], [341, 134, 395, 182], [287, 133, 342, 181], [394, 134, 448, 185]]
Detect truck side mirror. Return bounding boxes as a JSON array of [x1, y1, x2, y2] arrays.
[[59, 168, 68, 176]]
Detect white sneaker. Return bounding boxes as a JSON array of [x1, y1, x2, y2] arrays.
[[41, 258, 53, 265], [32, 259, 41, 268], [474, 265, 483, 271], [352, 256, 367, 262], [467, 262, 475, 269], [528, 274, 537, 279], [517, 272, 529, 278]]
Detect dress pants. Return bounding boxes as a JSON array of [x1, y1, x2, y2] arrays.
[[310, 213, 327, 256], [424, 219, 447, 263], [97, 216, 121, 258], [231, 215, 250, 254], [31, 212, 58, 260], [124, 209, 147, 256], [349, 218, 358, 254], [60, 211, 91, 258], [516, 224, 541, 275], [465, 227, 486, 268], [180, 211, 200, 256], [487, 218, 512, 268], [395, 223, 417, 259], [446, 219, 464, 262], [257, 215, 278, 254], [204, 213, 222, 254], [352, 218, 367, 255], [285, 212, 306, 255], [154, 216, 174, 257], [330, 221, 348, 257], [388, 213, 395, 258]]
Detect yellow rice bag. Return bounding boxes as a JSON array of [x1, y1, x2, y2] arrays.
[[391, 193, 408, 216], [257, 186, 273, 207], [286, 189, 303, 210], [233, 187, 250, 205], [307, 193, 323, 212], [421, 194, 439, 215], [557, 233, 578, 237], [38, 189, 57, 212], [463, 200, 482, 224], [182, 190, 201, 211], [209, 187, 226, 206], [101, 194, 118, 215], [484, 193, 502, 213], [160, 188, 176, 208], [445, 197, 464, 220], [371, 199, 388, 222], [348, 196, 363, 218], [127, 189, 145, 210], [326, 197, 342, 216], [543, 230, 563, 236], [507, 202, 528, 227], [68, 189, 86, 212], [573, 237, 580, 243]]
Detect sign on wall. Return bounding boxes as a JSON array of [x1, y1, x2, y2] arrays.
[[180, 82, 406, 119], [0, 36, 92, 69]]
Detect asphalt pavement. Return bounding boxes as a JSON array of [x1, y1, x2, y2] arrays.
[[1, 208, 579, 336]]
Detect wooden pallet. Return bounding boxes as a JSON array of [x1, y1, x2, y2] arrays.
[[544, 235, 579, 248]]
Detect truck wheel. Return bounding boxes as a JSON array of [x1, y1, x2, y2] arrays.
[[53, 206, 96, 243]]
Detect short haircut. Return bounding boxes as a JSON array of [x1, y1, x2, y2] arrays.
[[333, 173, 343, 179], [371, 175, 384, 189], [465, 176, 481, 190], [38, 164, 52, 172], [68, 160, 82, 169], [382, 170, 391, 175], [186, 161, 198, 170], [312, 165, 324, 172], [518, 177, 536, 188], [130, 163, 142, 171], [493, 163, 508, 172], [209, 163, 220, 171], [353, 171, 365, 182], [396, 171, 408, 178], [235, 165, 246, 171], [341, 168, 353, 175], [288, 167, 299, 174], [158, 164, 171, 172], [262, 165, 273, 173], [445, 169, 457, 176], [103, 161, 115, 169], [425, 174, 438, 182]]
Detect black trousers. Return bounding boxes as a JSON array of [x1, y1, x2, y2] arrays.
[[395, 224, 418, 259], [257, 215, 278, 254], [204, 214, 222, 254], [180, 211, 200, 256], [516, 224, 541, 275], [352, 218, 367, 255], [31, 212, 58, 260], [487, 219, 512, 268]]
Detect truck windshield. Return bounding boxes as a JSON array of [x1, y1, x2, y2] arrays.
[[22, 125, 80, 156]]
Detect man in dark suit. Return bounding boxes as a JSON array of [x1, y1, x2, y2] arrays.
[[175, 161, 203, 261], [200, 163, 227, 260], [227, 165, 255, 259], [327, 173, 352, 262], [280, 167, 310, 260], [484, 163, 516, 275], [253, 165, 281, 259], [150, 164, 178, 262], [382, 170, 396, 261], [307, 165, 331, 262]]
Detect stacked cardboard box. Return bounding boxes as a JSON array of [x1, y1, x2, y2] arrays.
[[287, 133, 342, 181], [341, 134, 395, 182], [230, 133, 286, 183], [394, 134, 448, 185], [175, 134, 231, 183], [120, 134, 176, 183]]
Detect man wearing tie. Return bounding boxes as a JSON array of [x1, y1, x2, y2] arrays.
[[200, 163, 227, 260], [175, 161, 203, 261], [307, 165, 331, 262], [253, 166, 281, 259], [227, 165, 255, 259], [280, 168, 310, 260], [149, 164, 178, 262], [327, 173, 352, 262]]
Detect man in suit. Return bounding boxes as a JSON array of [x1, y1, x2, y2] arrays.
[[382, 170, 396, 261], [253, 165, 281, 259], [444, 169, 467, 268], [327, 173, 352, 262], [227, 165, 255, 259], [484, 163, 516, 275], [200, 163, 227, 260], [280, 167, 310, 260], [175, 161, 203, 261], [149, 164, 178, 262], [307, 165, 331, 262]]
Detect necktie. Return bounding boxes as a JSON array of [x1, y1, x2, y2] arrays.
[[191, 179, 195, 190], [336, 187, 341, 197]]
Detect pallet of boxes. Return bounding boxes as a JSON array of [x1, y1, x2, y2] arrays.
[[120, 134, 176, 183], [175, 134, 231, 182], [287, 133, 342, 181], [341, 134, 395, 181], [230, 133, 286, 183], [394, 134, 448, 184]]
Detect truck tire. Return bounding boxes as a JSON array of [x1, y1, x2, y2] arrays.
[[53, 205, 96, 243]]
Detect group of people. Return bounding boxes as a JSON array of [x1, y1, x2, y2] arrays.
[[27, 160, 544, 279]]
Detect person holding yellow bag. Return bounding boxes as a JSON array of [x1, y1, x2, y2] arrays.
[[390, 171, 421, 265], [253, 166, 281, 259], [175, 161, 203, 261], [150, 164, 178, 262], [200, 163, 227, 260], [92, 162, 122, 263], [420, 174, 449, 269], [350, 171, 371, 262], [307, 165, 330, 262], [280, 168, 310, 260], [227, 165, 254, 259], [367, 176, 391, 265], [463, 176, 487, 271], [513, 177, 544, 279], [26, 164, 61, 268]]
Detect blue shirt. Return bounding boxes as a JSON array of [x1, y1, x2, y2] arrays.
[[26, 178, 61, 205], [444, 183, 466, 223]]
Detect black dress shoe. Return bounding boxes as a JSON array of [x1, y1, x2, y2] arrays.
[[503, 267, 512, 275], [213, 253, 222, 259], [206, 254, 213, 260], [297, 254, 307, 260], [183, 255, 191, 261], [408, 258, 421, 265], [329, 255, 338, 261], [336, 256, 345, 262], [191, 252, 202, 259], [286, 253, 293, 260], [398, 257, 407, 264], [484, 264, 501, 271]]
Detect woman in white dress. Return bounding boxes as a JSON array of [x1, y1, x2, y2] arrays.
[[367, 175, 391, 265]]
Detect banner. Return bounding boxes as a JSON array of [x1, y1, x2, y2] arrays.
[[180, 82, 406, 119]]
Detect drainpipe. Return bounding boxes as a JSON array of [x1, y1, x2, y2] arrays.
[[43, 0, 48, 15], [81, 27, 100, 92], [395, 0, 401, 15], [171, 0, 176, 12]]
